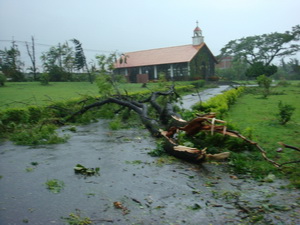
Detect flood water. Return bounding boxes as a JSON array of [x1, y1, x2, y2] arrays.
[[0, 86, 299, 225]]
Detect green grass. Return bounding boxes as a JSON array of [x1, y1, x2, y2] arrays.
[[224, 85, 300, 186], [0, 82, 99, 108], [0, 81, 199, 109], [225, 86, 300, 148]]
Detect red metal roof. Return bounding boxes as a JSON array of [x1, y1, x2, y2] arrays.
[[115, 43, 206, 69]]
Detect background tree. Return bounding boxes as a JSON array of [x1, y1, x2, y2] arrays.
[[245, 62, 277, 78], [216, 60, 248, 80], [0, 41, 24, 81], [95, 52, 128, 95], [95, 52, 126, 96], [71, 39, 93, 83], [220, 25, 300, 78], [41, 42, 74, 81], [276, 58, 300, 80], [25, 36, 38, 81]]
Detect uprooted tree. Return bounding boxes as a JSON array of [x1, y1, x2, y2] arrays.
[[65, 76, 298, 168]]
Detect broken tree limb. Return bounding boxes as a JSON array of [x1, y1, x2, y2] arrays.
[[278, 142, 300, 152], [64, 85, 298, 167], [67, 86, 180, 137], [161, 114, 284, 166]]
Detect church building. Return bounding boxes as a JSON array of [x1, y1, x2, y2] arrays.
[[114, 23, 217, 83]]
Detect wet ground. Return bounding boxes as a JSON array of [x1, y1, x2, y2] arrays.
[[0, 86, 300, 225], [178, 85, 231, 109]]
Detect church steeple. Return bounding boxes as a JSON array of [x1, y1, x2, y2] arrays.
[[192, 21, 204, 46]]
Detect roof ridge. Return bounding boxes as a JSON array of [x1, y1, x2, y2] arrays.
[[115, 42, 212, 68], [125, 44, 194, 54]]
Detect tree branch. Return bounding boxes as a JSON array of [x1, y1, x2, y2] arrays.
[[278, 142, 300, 152]]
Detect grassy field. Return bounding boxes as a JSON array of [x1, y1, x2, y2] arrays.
[[0, 81, 197, 109], [0, 82, 99, 108], [224, 84, 300, 185]]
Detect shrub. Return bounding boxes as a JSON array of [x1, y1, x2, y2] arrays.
[[40, 73, 50, 85], [256, 75, 272, 98], [277, 101, 295, 125], [276, 80, 291, 87], [192, 86, 245, 118]]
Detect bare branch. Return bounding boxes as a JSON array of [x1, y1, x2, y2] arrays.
[[278, 142, 300, 152]]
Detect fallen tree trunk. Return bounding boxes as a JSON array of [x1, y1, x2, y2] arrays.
[[67, 85, 180, 137], [66, 85, 298, 167]]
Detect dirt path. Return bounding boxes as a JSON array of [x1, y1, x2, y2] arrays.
[[0, 87, 299, 225]]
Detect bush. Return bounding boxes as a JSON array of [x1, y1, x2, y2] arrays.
[[192, 87, 245, 118], [276, 80, 291, 87], [40, 73, 50, 85], [256, 75, 272, 98], [277, 101, 295, 125]]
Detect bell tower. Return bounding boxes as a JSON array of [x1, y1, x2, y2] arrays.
[[192, 21, 204, 46]]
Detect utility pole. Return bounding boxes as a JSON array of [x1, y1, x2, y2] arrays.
[[26, 36, 38, 80]]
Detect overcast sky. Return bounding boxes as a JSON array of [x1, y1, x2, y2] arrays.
[[0, 0, 299, 68]]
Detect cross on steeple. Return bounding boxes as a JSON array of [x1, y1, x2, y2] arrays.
[[192, 21, 204, 46]]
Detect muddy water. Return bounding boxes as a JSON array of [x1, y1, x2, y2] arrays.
[[1, 88, 300, 225]]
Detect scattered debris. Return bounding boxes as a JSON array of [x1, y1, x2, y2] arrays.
[[45, 179, 65, 194], [113, 201, 130, 215], [73, 164, 100, 177], [62, 209, 92, 225]]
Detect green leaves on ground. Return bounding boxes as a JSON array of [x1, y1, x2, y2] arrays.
[[45, 179, 65, 194], [11, 124, 69, 145], [74, 164, 100, 177], [62, 209, 92, 225]]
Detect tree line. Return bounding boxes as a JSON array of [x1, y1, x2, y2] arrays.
[[0, 38, 119, 83], [217, 25, 300, 80], [0, 25, 299, 84]]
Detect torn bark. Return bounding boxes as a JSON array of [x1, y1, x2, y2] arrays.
[[160, 114, 283, 167]]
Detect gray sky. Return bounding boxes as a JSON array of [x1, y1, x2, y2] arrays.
[[0, 0, 299, 68]]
